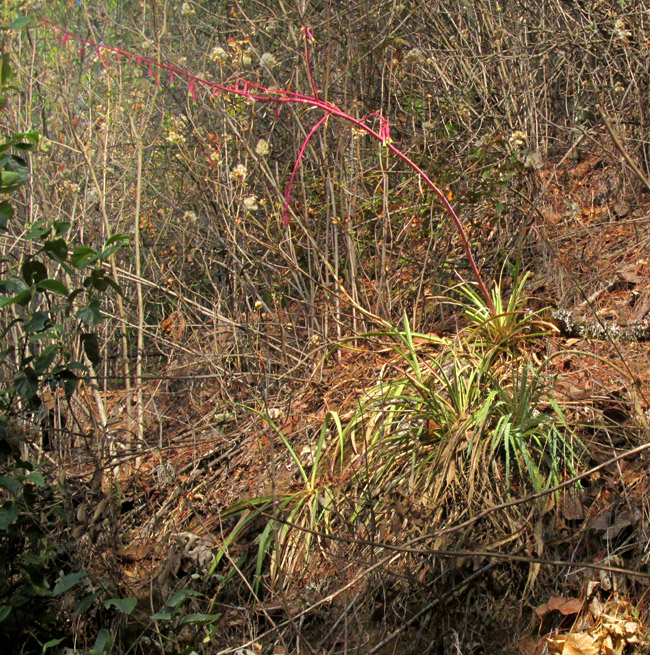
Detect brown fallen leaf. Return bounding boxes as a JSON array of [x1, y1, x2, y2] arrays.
[[561, 488, 585, 521], [558, 598, 583, 615], [567, 385, 591, 401], [612, 199, 630, 219], [548, 596, 567, 612], [616, 262, 641, 284]]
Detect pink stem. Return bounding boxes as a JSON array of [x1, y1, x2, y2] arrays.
[[282, 114, 329, 226]]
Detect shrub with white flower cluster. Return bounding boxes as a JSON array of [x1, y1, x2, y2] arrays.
[[209, 46, 228, 64], [255, 139, 270, 156], [260, 52, 277, 69], [243, 196, 259, 211], [230, 164, 247, 183]]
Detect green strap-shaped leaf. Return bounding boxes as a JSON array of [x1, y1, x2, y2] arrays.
[[53, 571, 88, 597], [104, 597, 137, 614]]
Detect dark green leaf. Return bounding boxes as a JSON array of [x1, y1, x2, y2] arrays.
[[66, 287, 84, 315], [0, 606, 11, 622], [53, 221, 70, 237], [36, 279, 68, 295], [150, 608, 173, 621], [166, 589, 201, 607], [13, 130, 39, 144], [26, 311, 51, 333], [75, 591, 101, 615], [86, 269, 112, 292], [81, 333, 101, 365], [77, 297, 103, 326], [0, 475, 19, 495], [22, 260, 47, 285], [28, 328, 60, 343], [90, 628, 113, 655], [0, 201, 13, 230], [0, 53, 14, 87], [97, 245, 121, 261], [0, 288, 32, 307], [9, 594, 28, 607], [0, 503, 20, 529], [105, 233, 129, 246], [0, 156, 29, 191], [54, 362, 86, 372], [104, 597, 137, 614], [14, 367, 38, 399], [26, 471, 45, 487], [51, 368, 78, 400], [87, 270, 123, 296], [44, 239, 68, 262], [24, 219, 51, 240], [180, 612, 222, 626], [34, 344, 58, 375], [52, 571, 87, 597], [0, 276, 27, 295], [70, 246, 97, 269], [0, 171, 23, 192], [42, 638, 65, 652], [14, 142, 36, 152]]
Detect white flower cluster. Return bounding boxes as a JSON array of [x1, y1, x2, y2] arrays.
[[230, 163, 247, 183], [508, 131, 527, 150], [404, 48, 425, 64], [209, 46, 228, 64], [255, 139, 270, 156], [614, 18, 631, 42], [260, 52, 277, 69], [523, 151, 544, 170], [551, 309, 574, 334], [630, 318, 650, 340], [181, 2, 194, 16], [551, 307, 650, 342], [166, 116, 187, 145]]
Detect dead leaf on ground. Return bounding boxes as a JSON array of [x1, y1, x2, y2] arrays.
[[561, 488, 585, 521], [541, 596, 584, 617], [546, 631, 601, 655], [616, 262, 642, 284]]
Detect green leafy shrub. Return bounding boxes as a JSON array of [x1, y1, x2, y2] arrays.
[[0, 33, 128, 650]]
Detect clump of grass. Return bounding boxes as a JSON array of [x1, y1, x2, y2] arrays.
[[457, 268, 552, 348], [213, 274, 584, 595], [210, 408, 341, 595], [333, 274, 583, 513], [472, 362, 582, 492]]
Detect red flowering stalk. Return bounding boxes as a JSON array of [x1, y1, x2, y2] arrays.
[[40, 19, 495, 315]]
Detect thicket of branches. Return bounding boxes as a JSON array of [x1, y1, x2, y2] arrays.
[[20, 0, 649, 382]]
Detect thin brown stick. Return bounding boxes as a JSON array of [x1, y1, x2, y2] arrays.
[[597, 103, 650, 193]]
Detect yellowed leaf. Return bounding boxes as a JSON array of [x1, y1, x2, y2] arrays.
[[546, 635, 567, 655], [562, 632, 600, 655]]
